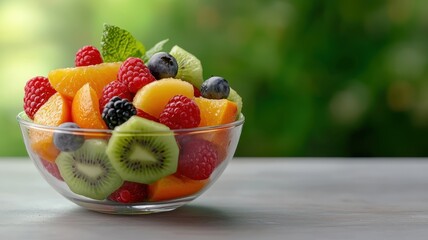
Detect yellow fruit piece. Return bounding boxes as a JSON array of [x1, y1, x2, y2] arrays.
[[148, 175, 208, 202], [193, 97, 238, 127], [72, 83, 107, 129], [133, 78, 194, 118], [193, 98, 238, 165], [30, 93, 72, 162], [48, 62, 121, 99]]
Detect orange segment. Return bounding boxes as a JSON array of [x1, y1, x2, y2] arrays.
[[193, 97, 238, 127], [48, 62, 121, 99], [72, 83, 107, 129], [133, 78, 194, 118], [148, 175, 208, 202], [30, 93, 71, 162], [193, 98, 238, 165]]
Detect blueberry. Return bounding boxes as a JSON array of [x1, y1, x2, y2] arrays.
[[200, 76, 230, 99], [53, 122, 85, 152], [147, 52, 178, 80]]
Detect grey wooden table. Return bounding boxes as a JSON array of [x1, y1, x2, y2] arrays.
[[1, 158, 428, 240]]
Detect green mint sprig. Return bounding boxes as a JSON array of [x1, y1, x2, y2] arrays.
[[101, 24, 169, 63], [101, 24, 146, 62]]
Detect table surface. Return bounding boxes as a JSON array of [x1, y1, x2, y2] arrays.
[[1, 158, 428, 240]]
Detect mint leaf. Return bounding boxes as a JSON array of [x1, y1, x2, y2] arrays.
[[142, 39, 169, 63], [101, 24, 145, 62]]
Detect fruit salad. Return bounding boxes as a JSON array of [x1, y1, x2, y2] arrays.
[[22, 24, 243, 204]]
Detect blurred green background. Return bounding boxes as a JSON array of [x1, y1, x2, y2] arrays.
[[1, 0, 428, 157]]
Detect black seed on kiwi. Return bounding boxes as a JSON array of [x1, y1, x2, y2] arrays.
[[106, 116, 179, 184], [56, 139, 123, 200]]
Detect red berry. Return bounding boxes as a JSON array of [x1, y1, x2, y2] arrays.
[[159, 95, 201, 129], [108, 181, 147, 203], [136, 109, 159, 122], [41, 158, 63, 181], [99, 80, 132, 112], [117, 57, 155, 93], [75, 45, 103, 67], [177, 138, 218, 180], [23, 76, 57, 119], [193, 85, 201, 97]]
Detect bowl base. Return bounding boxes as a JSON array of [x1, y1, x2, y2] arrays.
[[68, 196, 195, 215]]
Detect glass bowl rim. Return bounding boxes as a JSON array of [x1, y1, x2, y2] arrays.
[[17, 111, 245, 134]]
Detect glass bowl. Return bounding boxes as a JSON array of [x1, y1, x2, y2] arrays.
[[17, 111, 244, 214]]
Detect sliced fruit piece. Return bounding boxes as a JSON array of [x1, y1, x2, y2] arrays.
[[193, 97, 238, 165], [148, 175, 208, 202], [48, 62, 121, 99], [30, 93, 71, 162], [72, 83, 107, 129], [41, 158, 64, 181], [106, 116, 179, 184], [227, 87, 243, 119], [169, 45, 203, 88], [56, 139, 123, 200], [207, 135, 230, 168], [193, 97, 238, 127], [133, 78, 194, 118]]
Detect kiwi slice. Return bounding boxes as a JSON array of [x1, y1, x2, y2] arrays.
[[56, 139, 123, 200], [170, 45, 203, 88], [227, 87, 243, 118], [106, 116, 179, 184]]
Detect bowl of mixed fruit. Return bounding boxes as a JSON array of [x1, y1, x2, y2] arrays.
[[17, 24, 244, 214]]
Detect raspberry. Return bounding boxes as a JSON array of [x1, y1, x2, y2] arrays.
[[159, 95, 201, 129], [108, 181, 147, 203], [177, 138, 218, 180], [99, 80, 132, 112], [23, 76, 57, 119], [117, 57, 155, 93], [102, 97, 137, 129], [75, 45, 103, 67], [136, 109, 159, 122]]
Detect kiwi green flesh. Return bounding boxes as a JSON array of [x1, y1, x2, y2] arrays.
[[170, 45, 203, 88], [56, 139, 123, 200], [106, 116, 179, 184], [227, 87, 243, 119]]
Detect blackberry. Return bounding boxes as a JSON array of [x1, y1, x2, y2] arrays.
[[102, 97, 137, 129]]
